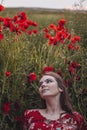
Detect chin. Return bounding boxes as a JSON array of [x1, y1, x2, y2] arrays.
[[41, 94, 54, 99]]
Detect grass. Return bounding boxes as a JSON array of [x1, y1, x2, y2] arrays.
[[0, 8, 87, 129]]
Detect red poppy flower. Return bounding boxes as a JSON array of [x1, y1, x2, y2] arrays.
[[32, 30, 38, 34], [0, 16, 4, 22], [0, 33, 4, 40], [3, 102, 10, 115], [68, 43, 80, 50], [28, 72, 37, 82], [57, 71, 62, 77], [43, 27, 49, 33], [27, 30, 32, 35], [18, 12, 27, 21], [0, 4, 5, 11], [70, 61, 81, 69], [69, 66, 76, 75], [71, 36, 81, 43], [43, 66, 54, 73], [5, 71, 11, 77], [58, 19, 66, 26], [48, 24, 57, 31], [3, 17, 12, 28], [31, 22, 37, 26], [45, 33, 50, 39], [76, 76, 81, 80], [12, 15, 18, 23]]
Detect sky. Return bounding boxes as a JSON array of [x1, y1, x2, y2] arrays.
[[1, 0, 87, 9]]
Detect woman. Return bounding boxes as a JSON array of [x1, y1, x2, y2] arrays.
[[23, 71, 87, 130]]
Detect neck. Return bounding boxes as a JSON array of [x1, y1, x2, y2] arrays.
[[45, 96, 63, 115]]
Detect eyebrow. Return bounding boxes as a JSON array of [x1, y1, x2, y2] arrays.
[[39, 78, 54, 83]]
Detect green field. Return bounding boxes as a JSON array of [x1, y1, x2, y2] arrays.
[[0, 8, 87, 130]]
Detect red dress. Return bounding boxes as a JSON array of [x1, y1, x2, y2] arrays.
[[23, 109, 87, 130]]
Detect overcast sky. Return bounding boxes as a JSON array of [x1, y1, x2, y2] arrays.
[[1, 0, 87, 9]]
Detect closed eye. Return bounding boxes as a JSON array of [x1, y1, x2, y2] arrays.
[[45, 79, 53, 83], [39, 79, 53, 87]]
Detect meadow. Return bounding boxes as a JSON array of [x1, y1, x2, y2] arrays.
[[0, 8, 87, 129]]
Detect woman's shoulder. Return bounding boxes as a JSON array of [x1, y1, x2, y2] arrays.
[[24, 109, 39, 117], [24, 109, 46, 122], [72, 111, 86, 124], [73, 111, 87, 129], [72, 111, 84, 119]]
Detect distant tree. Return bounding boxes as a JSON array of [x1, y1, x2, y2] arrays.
[[73, 0, 86, 9]]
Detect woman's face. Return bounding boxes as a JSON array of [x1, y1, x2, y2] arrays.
[[39, 75, 62, 99]]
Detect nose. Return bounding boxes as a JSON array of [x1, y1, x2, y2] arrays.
[[40, 82, 46, 88]]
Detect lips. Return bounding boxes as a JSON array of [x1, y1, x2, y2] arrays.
[[42, 89, 49, 93]]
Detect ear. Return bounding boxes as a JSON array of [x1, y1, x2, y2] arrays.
[[59, 88, 63, 92]]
